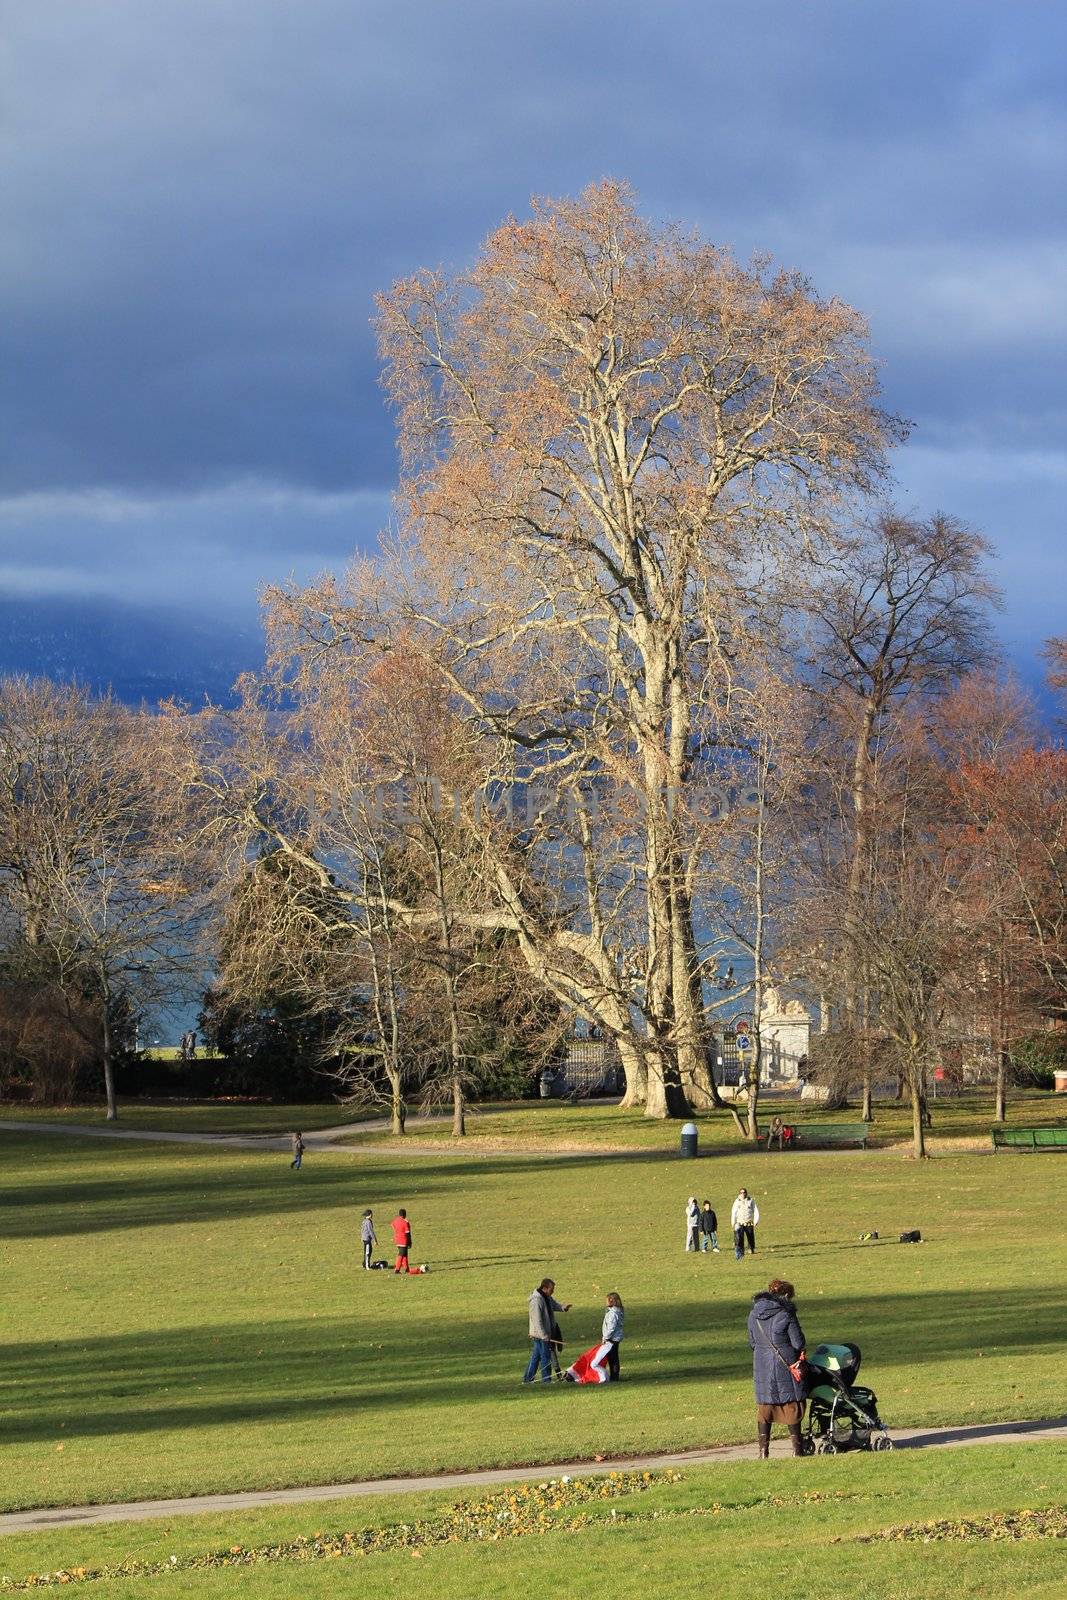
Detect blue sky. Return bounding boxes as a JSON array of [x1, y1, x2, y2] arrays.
[[2, 0, 1065, 689]]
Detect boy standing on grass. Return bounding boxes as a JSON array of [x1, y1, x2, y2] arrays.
[[361, 1209, 377, 1269], [391, 1208, 415, 1274], [290, 1132, 305, 1171]]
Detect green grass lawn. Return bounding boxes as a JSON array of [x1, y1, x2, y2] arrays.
[[0, 1103, 361, 1135], [2, 1447, 1065, 1598], [2, 1126, 1065, 1518], [343, 1087, 1067, 1152]]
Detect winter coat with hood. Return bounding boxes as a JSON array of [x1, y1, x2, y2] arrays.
[[747, 1290, 807, 1405]]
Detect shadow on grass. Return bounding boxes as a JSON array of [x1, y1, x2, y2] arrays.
[[2, 1284, 1064, 1449], [0, 1137, 700, 1241]]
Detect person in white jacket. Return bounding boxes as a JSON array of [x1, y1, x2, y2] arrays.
[[731, 1188, 760, 1259], [602, 1292, 624, 1381], [685, 1195, 701, 1252]]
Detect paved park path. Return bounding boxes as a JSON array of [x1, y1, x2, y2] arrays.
[[0, 1115, 624, 1159], [2, 1417, 1065, 1537], [0, 1118, 404, 1150]]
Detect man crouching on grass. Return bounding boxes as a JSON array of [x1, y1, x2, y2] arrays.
[[524, 1278, 571, 1384]]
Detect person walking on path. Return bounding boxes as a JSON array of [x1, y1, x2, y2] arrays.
[[391, 1208, 416, 1274], [524, 1278, 571, 1384], [685, 1196, 701, 1252], [361, 1209, 377, 1270], [290, 1132, 305, 1171], [731, 1187, 759, 1259], [699, 1201, 720, 1253], [748, 1278, 808, 1457], [602, 1292, 624, 1381]]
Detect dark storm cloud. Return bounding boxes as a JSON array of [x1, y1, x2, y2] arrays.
[[1, 0, 1064, 663]]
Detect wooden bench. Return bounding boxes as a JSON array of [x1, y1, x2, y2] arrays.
[[792, 1122, 870, 1149], [757, 1121, 869, 1149], [991, 1126, 1067, 1153]]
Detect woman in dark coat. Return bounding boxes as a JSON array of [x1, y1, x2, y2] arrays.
[[747, 1277, 807, 1457]]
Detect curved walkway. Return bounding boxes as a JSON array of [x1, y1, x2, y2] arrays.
[[0, 1117, 620, 1160], [0, 1118, 397, 1151], [2, 1416, 1065, 1537]]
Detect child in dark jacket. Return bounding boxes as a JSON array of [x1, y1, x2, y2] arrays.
[[602, 1292, 625, 1381], [290, 1132, 305, 1170], [700, 1200, 719, 1253]]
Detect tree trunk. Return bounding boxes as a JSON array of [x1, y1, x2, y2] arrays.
[[995, 1045, 1008, 1124], [842, 699, 877, 1106], [671, 879, 724, 1109], [445, 975, 466, 1136], [994, 931, 1008, 1124], [908, 1054, 928, 1158], [102, 1001, 117, 1121], [618, 1036, 647, 1109], [389, 1075, 406, 1136], [746, 1043, 761, 1143], [643, 1044, 688, 1119]]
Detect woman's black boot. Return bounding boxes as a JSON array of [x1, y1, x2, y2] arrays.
[[757, 1421, 771, 1459], [788, 1423, 804, 1457]]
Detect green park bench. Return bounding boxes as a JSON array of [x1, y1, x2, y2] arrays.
[[991, 1126, 1067, 1152], [791, 1121, 870, 1149], [757, 1121, 870, 1150]]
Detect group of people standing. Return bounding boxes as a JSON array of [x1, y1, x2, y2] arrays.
[[359, 1207, 426, 1274], [523, 1279, 625, 1385], [686, 1187, 760, 1259], [522, 1268, 807, 1456]]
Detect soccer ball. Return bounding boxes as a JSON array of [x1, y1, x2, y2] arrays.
[[419, 1264, 429, 1274]]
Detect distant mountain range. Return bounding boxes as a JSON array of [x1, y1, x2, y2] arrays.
[[0, 596, 262, 706]]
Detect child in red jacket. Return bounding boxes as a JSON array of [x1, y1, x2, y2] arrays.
[[391, 1209, 416, 1274]]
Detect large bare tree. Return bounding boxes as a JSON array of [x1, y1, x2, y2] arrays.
[[805, 511, 1000, 1117], [270, 182, 893, 1116]]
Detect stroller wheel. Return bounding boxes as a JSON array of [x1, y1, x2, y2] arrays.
[[800, 1436, 816, 1456], [871, 1432, 893, 1452], [815, 1437, 838, 1455]]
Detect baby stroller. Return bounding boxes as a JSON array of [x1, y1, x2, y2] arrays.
[[802, 1343, 892, 1454]]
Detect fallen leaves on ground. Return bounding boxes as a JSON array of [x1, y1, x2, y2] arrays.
[[851, 1507, 1067, 1544]]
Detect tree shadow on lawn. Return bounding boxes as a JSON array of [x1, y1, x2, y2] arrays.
[[3, 1283, 1064, 1449], [0, 1139, 704, 1242]]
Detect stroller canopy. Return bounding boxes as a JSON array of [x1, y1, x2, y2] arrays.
[[809, 1343, 862, 1384]]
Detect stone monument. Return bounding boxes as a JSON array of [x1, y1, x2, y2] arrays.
[[758, 988, 811, 1083]]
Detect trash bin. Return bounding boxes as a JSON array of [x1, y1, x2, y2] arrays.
[[680, 1121, 698, 1158], [1054, 1070, 1067, 1094], [539, 1069, 557, 1099]]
